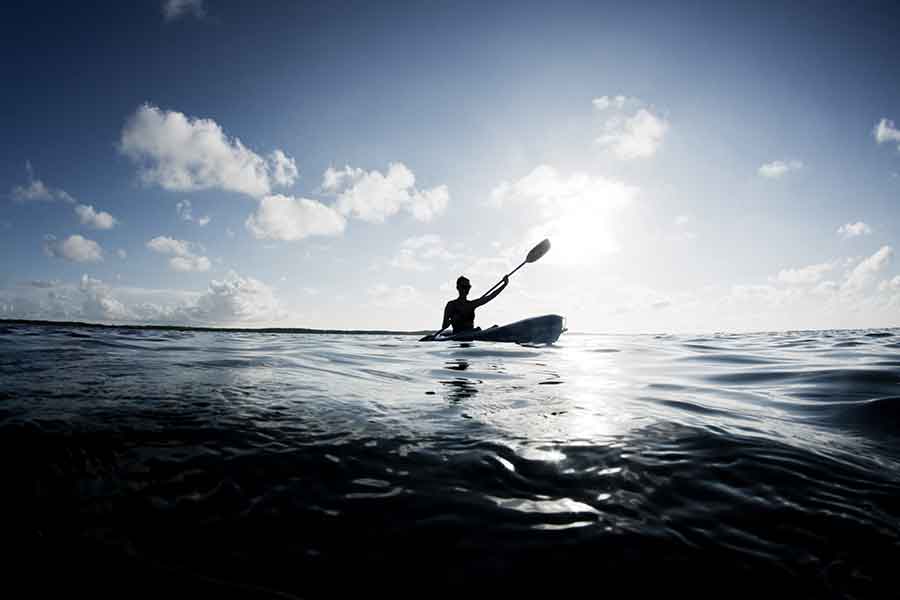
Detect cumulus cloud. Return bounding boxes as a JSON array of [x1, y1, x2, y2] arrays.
[[146, 235, 210, 272], [774, 261, 835, 285], [119, 103, 298, 198], [10, 162, 75, 203], [322, 162, 449, 223], [79, 274, 129, 321], [837, 221, 872, 238], [163, 0, 206, 20], [189, 271, 285, 323], [74, 204, 117, 229], [43, 234, 103, 263], [844, 246, 893, 292], [593, 97, 669, 159], [758, 160, 803, 178], [874, 118, 900, 148], [245, 194, 346, 241]]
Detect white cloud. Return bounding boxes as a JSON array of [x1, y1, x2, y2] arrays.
[[43, 234, 103, 263], [322, 162, 449, 223], [226, 227, 236, 238], [119, 103, 298, 198], [878, 275, 900, 292], [874, 118, 900, 148], [176, 199, 211, 226], [268, 150, 299, 187], [844, 246, 893, 292], [163, 0, 205, 21], [74, 204, 117, 229], [10, 162, 75, 203], [674, 215, 690, 226], [594, 98, 669, 159], [758, 160, 803, 178], [774, 261, 835, 285], [245, 194, 346, 241], [190, 271, 285, 323], [79, 274, 129, 321], [170, 255, 212, 272], [592, 95, 629, 111], [117, 249, 128, 259], [837, 221, 872, 238], [146, 235, 210, 272], [489, 165, 637, 265]]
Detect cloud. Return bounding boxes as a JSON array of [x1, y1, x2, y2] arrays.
[[190, 271, 285, 323], [758, 160, 803, 178], [390, 235, 459, 271], [176, 199, 211, 226], [119, 103, 298, 198], [592, 95, 629, 111], [74, 204, 117, 229], [837, 221, 872, 238], [43, 234, 103, 263], [163, 0, 206, 20], [245, 194, 346, 241], [879, 275, 900, 293], [874, 118, 900, 148], [774, 261, 835, 285], [25, 280, 59, 288], [117, 249, 128, 259], [79, 274, 129, 321], [844, 246, 893, 291], [674, 215, 690, 226], [322, 162, 449, 223], [489, 165, 637, 265], [594, 97, 669, 159], [146, 235, 210, 272], [10, 162, 76, 203]]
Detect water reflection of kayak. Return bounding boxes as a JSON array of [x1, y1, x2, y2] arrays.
[[419, 314, 566, 345]]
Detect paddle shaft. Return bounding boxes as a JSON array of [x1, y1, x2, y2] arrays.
[[478, 259, 526, 300]]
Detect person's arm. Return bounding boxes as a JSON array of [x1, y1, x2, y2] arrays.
[[441, 302, 452, 330], [474, 276, 509, 307]]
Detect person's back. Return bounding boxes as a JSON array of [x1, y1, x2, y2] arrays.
[[441, 275, 508, 334]]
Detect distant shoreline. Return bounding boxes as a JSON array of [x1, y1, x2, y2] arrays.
[[0, 318, 432, 336]]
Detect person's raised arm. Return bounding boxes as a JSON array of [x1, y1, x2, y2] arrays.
[[474, 276, 508, 307]]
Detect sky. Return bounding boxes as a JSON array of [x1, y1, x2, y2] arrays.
[[2, 0, 900, 333]]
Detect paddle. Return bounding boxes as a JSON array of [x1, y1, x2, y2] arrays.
[[420, 238, 551, 341]]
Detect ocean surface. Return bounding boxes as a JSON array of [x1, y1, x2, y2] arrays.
[[2, 322, 900, 598]]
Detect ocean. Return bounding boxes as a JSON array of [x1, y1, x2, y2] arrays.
[[2, 322, 900, 598]]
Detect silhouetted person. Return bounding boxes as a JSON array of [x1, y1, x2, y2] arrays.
[[441, 275, 508, 334]]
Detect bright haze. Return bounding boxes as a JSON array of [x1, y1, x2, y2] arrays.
[[2, 1, 899, 333]]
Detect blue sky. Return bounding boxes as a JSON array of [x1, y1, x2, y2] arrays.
[[2, 0, 900, 332]]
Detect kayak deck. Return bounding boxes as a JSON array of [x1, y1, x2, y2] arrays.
[[421, 314, 566, 344]]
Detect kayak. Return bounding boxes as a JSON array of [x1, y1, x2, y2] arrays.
[[420, 314, 566, 344]]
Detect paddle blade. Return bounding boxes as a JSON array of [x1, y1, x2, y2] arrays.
[[525, 238, 551, 263]]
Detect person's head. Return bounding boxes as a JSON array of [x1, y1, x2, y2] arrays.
[[456, 275, 471, 298]]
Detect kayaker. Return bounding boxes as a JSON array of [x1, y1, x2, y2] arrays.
[[441, 275, 508, 334]]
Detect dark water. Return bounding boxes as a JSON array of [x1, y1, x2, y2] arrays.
[[2, 323, 900, 598]]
